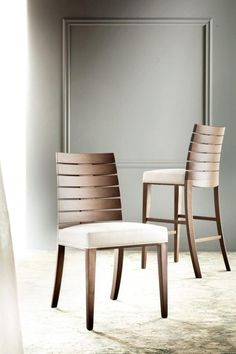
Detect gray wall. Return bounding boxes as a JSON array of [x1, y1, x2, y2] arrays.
[[27, 0, 236, 251]]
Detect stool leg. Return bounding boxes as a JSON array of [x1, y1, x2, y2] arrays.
[[214, 186, 231, 271], [141, 246, 147, 269], [174, 185, 182, 262], [142, 183, 151, 269], [184, 180, 202, 278], [157, 243, 168, 318]]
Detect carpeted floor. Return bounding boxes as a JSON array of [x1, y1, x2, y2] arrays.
[[16, 250, 236, 354]]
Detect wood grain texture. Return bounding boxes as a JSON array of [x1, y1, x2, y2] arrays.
[[58, 198, 121, 212], [85, 249, 96, 330], [187, 151, 221, 162], [174, 185, 182, 263], [186, 161, 220, 171], [58, 163, 117, 176], [147, 217, 186, 225], [214, 186, 231, 271], [157, 243, 168, 318], [184, 180, 202, 278], [58, 175, 119, 187], [186, 171, 219, 188], [141, 183, 152, 269], [110, 248, 124, 300], [195, 235, 221, 243], [58, 186, 120, 199], [51, 245, 65, 308], [186, 124, 225, 188], [178, 214, 216, 221], [57, 152, 115, 164], [193, 124, 225, 136], [56, 153, 122, 227], [191, 133, 224, 145], [59, 210, 122, 225], [189, 142, 222, 154]]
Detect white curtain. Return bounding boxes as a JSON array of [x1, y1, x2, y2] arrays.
[[0, 166, 23, 353]]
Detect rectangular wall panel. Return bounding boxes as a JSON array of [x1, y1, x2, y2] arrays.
[[64, 19, 212, 167]]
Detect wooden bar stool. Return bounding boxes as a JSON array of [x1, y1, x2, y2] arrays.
[[142, 124, 231, 278]]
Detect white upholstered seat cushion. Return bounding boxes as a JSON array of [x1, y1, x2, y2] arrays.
[[143, 168, 185, 185], [58, 221, 168, 249]]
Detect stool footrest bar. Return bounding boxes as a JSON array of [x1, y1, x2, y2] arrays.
[[195, 235, 221, 243], [147, 217, 186, 225], [178, 214, 217, 221]]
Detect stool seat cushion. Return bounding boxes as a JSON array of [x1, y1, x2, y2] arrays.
[[58, 221, 168, 249], [143, 168, 185, 185]]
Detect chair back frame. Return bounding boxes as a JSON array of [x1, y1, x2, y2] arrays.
[[185, 124, 225, 187], [56, 152, 122, 229]]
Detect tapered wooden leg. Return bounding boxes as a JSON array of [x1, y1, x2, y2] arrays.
[[214, 186, 231, 271], [110, 248, 124, 300], [157, 243, 168, 318], [51, 245, 65, 308], [141, 246, 147, 269], [85, 249, 96, 331], [142, 183, 152, 269], [184, 181, 202, 278], [174, 185, 182, 262]]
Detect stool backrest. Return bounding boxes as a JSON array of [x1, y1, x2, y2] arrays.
[[56, 153, 122, 229], [185, 124, 225, 187]]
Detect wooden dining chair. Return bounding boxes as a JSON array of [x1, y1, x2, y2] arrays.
[[142, 124, 231, 278], [51, 152, 168, 330]]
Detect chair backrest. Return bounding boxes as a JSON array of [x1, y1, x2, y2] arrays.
[[56, 152, 122, 229], [185, 124, 225, 187]]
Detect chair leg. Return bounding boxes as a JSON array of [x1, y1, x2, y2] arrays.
[[214, 186, 231, 271], [51, 245, 65, 308], [85, 249, 96, 331], [174, 185, 182, 262], [141, 246, 147, 269], [142, 183, 152, 269], [184, 180, 202, 278], [110, 248, 124, 300], [157, 243, 168, 318]]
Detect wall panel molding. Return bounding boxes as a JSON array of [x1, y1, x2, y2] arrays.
[[62, 18, 213, 165]]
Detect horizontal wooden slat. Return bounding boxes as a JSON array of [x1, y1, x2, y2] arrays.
[[59, 210, 122, 224], [58, 186, 120, 199], [57, 163, 117, 176], [190, 142, 222, 154], [59, 198, 121, 211], [191, 133, 224, 145], [193, 124, 225, 136], [186, 171, 219, 187], [187, 151, 221, 162], [186, 171, 219, 180], [195, 235, 221, 243], [191, 179, 219, 188], [58, 175, 119, 187], [57, 152, 115, 164], [186, 162, 220, 171]]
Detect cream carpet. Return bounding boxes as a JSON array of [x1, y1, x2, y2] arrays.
[[16, 250, 236, 354]]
